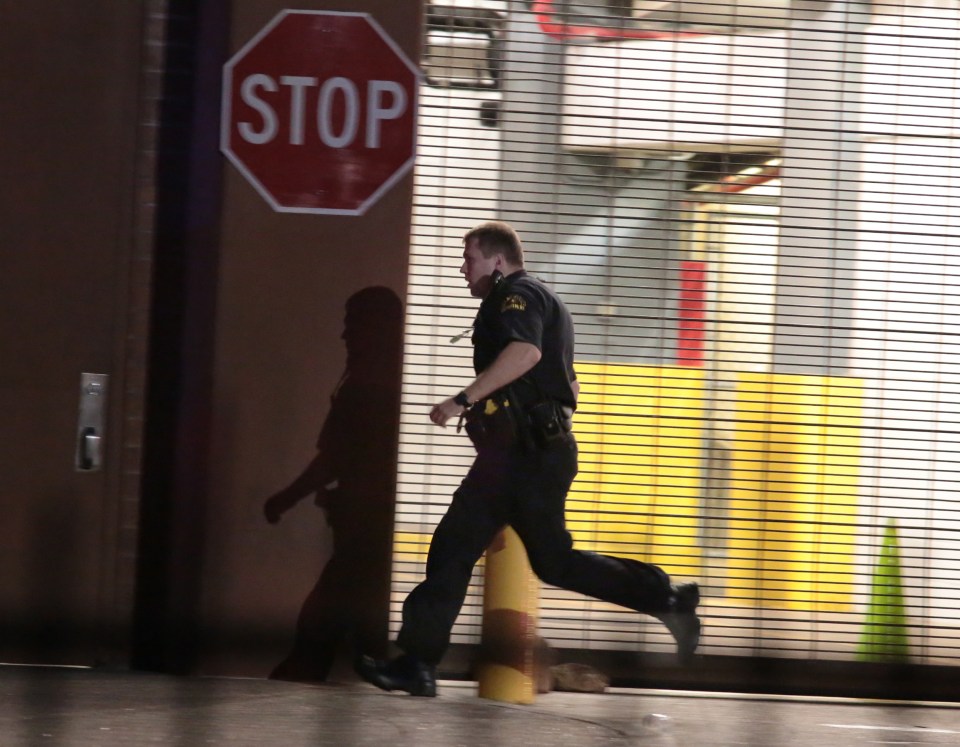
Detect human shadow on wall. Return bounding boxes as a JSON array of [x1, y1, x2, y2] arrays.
[[263, 287, 403, 682]]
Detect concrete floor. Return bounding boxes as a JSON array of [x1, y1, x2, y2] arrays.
[[3, 667, 960, 746]]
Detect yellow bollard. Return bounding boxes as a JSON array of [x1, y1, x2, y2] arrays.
[[477, 526, 539, 703], [857, 518, 910, 663]]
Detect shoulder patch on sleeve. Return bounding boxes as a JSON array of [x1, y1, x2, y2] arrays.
[[501, 294, 527, 313]]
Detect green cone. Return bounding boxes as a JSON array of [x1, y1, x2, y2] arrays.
[[857, 518, 910, 662]]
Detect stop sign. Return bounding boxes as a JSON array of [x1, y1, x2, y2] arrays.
[[221, 10, 421, 215]]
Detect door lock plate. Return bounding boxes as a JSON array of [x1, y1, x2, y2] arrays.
[[76, 373, 108, 471]]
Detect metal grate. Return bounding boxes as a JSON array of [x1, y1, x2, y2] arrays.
[[393, 0, 960, 673]]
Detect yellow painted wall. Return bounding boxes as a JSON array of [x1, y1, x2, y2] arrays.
[[728, 373, 862, 610], [396, 367, 863, 614], [569, 363, 706, 577]]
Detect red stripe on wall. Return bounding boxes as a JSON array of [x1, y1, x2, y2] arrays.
[[677, 260, 707, 367]]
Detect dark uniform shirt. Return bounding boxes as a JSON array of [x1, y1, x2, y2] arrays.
[[472, 270, 577, 409]]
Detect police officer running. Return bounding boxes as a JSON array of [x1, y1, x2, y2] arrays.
[[357, 221, 701, 696]]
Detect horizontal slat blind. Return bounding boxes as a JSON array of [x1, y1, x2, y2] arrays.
[[394, 0, 960, 669]]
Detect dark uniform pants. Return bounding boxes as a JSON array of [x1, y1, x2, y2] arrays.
[[396, 433, 674, 665]]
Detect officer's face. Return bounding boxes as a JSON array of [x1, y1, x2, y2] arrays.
[[461, 240, 500, 298]]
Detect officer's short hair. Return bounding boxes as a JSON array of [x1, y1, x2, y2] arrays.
[[464, 221, 524, 266]]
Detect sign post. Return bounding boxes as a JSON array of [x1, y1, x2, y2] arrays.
[[221, 11, 420, 215]]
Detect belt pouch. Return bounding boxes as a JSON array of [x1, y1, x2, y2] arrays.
[[526, 400, 565, 446]]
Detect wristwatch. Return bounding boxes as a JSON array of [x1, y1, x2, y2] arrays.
[[454, 390, 472, 408]]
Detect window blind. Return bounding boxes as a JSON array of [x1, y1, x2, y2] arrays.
[[393, 0, 960, 670]]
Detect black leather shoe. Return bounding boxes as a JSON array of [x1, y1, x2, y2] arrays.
[[355, 654, 437, 697], [655, 582, 701, 664]]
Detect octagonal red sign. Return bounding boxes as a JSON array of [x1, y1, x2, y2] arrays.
[[221, 10, 421, 215]]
